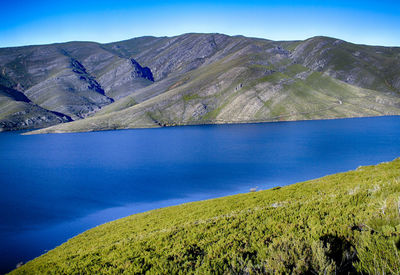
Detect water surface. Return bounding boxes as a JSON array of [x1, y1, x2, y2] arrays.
[[1, 116, 400, 273]]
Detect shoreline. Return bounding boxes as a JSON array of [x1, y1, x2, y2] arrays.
[[20, 114, 400, 135]]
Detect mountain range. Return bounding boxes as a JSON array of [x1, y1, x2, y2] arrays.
[[1, 33, 400, 133]]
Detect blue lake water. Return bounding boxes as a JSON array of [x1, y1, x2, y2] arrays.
[[1, 116, 400, 273]]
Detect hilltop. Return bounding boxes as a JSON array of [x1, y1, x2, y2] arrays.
[[11, 158, 400, 274], [0, 33, 400, 133]]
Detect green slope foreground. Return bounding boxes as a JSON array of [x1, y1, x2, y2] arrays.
[[11, 159, 400, 274]]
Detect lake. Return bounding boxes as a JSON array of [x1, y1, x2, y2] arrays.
[[1, 116, 400, 273]]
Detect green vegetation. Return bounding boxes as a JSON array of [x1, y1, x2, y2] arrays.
[[283, 64, 309, 77], [182, 93, 201, 102], [12, 159, 400, 274], [257, 72, 288, 84]]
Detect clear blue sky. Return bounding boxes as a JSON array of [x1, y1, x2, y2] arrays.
[[1, 0, 399, 47]]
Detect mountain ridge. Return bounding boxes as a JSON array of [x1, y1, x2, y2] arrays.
[[1, 33, 400, 133]]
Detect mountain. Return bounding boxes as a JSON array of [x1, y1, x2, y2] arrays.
[[1, 33, 399, 133], [0, 41, 154, 130], [10, 158, 400, 274]]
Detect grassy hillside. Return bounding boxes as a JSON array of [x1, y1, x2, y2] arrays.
[[11, 159, 400, 274]]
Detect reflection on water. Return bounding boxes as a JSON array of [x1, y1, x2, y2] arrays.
[[1, 116, 400, 273]]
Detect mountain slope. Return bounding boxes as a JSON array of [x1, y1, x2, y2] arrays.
[[29, 35, 400, 134], [0, 41, 155, 130], [291, 36, 400, 93], [0, 84, 71, 130], [1, 33, 400, 133], [11, 158, 400, 274]]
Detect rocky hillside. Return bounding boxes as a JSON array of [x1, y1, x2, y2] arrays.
[[0, 42, 154, 130], [1, 33, 400, 132]]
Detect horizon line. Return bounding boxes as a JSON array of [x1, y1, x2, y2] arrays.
[[1, 32, 399, 49]]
